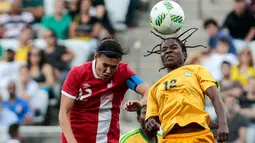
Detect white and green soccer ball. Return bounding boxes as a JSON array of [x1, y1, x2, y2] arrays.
[[150, 0, 185, 35]]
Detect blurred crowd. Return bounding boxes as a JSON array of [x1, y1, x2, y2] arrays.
[[1, 0, 255, 142], [188, 0, 255, 142], [0, 0, 147, 141]]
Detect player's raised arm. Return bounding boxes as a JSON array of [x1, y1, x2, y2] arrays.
[[145, 87, 161, 133], [136, 82, 150, 106], [124, 71, 150, 112]]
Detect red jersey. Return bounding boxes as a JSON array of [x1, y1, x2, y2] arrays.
[[61, 60, 135, 143]]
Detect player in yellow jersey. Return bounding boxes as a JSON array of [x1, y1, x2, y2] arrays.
[[144, 28, 229, 143], [120, 105, 162, 143]]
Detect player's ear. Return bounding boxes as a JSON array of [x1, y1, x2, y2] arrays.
[[94, 52, 99, 60]]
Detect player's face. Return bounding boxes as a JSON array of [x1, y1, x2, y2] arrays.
[[160, 39, 186, 69], [137, 106, 146, 129], [95, 54, 121, 81], [221, 63, 231, 77]]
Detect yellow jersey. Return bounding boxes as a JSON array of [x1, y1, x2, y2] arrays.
[[231, 66, 255, 87], [15, 45, 31, 62], [146, 65, 218, 137], [119, 128, 162, 143]]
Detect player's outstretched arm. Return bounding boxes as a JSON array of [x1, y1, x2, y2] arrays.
[[206, 86, 229, 143], [59, 95, 77, 143], [124, 77, 150, 112], [136, 83, 150, 105]]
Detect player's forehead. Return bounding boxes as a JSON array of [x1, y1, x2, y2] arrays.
[[161, 38, 181, 48], [98, 54, 121, 66]]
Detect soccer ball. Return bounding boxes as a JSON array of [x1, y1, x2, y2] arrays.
[[150, 0, 185, 35]]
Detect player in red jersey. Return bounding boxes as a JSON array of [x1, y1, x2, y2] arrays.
[[59, 36, 149, 143]]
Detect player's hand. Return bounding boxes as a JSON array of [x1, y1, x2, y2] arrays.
[[123, 100, 142, 112], [145, 118, 160, 132], [217, 124, 229, 143]]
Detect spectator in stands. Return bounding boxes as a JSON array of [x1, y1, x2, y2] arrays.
[[22, 0, 44, 23], [223, 95, 249, 143], [14, 25, 33, 63], [0, 49, 23, 88], [91, 0, 115, 35], [220, 61, 243, 98], [67, 0, 80, 20], [222, 0, 255, 51], [203, 18, 236, 55], [202, 38, 238, 81], [248, 0, 255, 13], [0, 95, 18, 126], [239, 78, 255, 116], [42, 0, 72, 40], [231, 48, 255, 89], [126, 0, 139, 27], [0, 0, 34, 39], [0, 0, 11, 14], [3, 81, 32, 125], [17, 65, 46, 121], [69, 0, 102, 40], [17, 65, 40, 101], [239, 77, 255, 143], [91, 0, 105, 20], [43, 29, 74, 83], [7, 123, 21, 143], [27, 48, 54, 98]]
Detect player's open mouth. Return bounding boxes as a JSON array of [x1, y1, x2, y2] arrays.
[[103, 74, 110, 78], [165, 55, 174, 60]]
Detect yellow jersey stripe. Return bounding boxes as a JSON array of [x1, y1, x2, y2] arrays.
[[120, 130, 140, 143]]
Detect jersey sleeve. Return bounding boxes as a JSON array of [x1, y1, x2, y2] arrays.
[[120, 64, 136, 80], [197, 66, 218, 92], [61, 67, 80, 99], [126, 75, 144, 92], [145, 87, 159, 120]]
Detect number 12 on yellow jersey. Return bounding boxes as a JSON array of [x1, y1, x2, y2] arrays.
[[164, 79, 177, 90]]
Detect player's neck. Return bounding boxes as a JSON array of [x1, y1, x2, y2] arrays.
[[167, 64, 183, 72], [140, 128, 157, 142]]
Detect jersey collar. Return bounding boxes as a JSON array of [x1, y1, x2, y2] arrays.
[[92, 60, 100, 79]]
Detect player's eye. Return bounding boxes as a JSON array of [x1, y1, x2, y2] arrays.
[[103, 63, 108, 68], [172, 46, 178, 49], [161, 47, 167, 52], [110, 65, 117, 69]]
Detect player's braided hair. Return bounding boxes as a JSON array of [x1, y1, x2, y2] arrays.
[[144, 28, 207, 71]]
